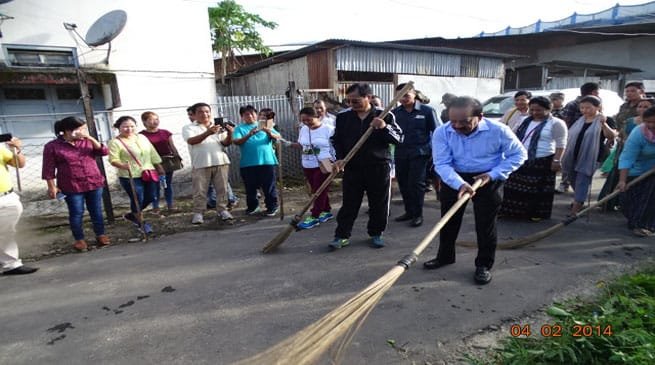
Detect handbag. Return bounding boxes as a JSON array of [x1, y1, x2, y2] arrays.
[[161, 155, 183, 173], [308, 128, 333, 175], [117, 137, 159, 182]]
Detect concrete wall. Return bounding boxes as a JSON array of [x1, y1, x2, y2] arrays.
[[0, 0, 217, 131], [229, 56, 310, 95], [537, 38, 655, 81]]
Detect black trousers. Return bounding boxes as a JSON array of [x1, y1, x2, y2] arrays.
[[436, 172, 503, 269], [395, 154, 429, 218], [335, 163, 390, 238]]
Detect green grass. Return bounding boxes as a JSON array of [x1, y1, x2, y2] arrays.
[[467, 265, 655, 365]]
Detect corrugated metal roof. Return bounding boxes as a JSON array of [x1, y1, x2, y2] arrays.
[[227, 39, 519, 78]]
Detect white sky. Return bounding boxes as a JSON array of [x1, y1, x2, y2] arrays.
[[190, 0, 650, 46]]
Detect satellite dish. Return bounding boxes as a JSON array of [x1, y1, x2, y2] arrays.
[[85, 10, 127, 47]]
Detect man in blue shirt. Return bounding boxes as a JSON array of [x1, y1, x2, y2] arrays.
[[424, 96, 527, 284], [393, 83, 440, 227]]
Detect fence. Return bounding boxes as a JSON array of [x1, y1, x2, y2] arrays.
[[1, 95, 305, 217]]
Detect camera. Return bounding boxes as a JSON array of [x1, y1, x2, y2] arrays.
[[214, 117, 235, 127], [0, 133, 13, 143]]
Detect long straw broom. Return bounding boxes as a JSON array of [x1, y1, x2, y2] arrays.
[[262, 81, 415, 253], [457, 167, 655, 250], [236, 179, 483, 365]]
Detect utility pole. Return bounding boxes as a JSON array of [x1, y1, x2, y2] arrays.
[[77, 67, 115, 223]]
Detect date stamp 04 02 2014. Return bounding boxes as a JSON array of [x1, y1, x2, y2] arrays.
[[509, 324, 614, 338]]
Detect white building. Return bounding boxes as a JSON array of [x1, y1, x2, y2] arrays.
[[0, 0, 217, 144]]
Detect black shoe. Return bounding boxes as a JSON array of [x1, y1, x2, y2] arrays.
[[3, 266, 39, 275], [474, 266, 492, 284], [423, 258, 453, 270], [394, 213, 413, 222], [410, 216, 423, 227]]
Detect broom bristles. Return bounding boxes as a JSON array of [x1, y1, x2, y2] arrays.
[[234, 266, 405, 365], [262, 224, 296, 253]]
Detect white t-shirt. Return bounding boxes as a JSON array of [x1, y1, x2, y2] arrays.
[[503, 108, 530, 132], [520, 117, 568, 158], [182, 122, 230, 168], [298, 124, 335, 169], [320, 114, 336, 128]]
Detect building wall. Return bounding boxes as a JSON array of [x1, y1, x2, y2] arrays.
[[537, 38, 655, 80], [230, 56, 309, 95], [0, 0, 216, 132]]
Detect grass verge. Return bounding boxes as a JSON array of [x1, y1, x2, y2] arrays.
[[466, 263, 655, 364]]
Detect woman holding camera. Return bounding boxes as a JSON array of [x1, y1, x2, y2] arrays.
[[42, 117, 110, 252], [232, 105, 280, 216], [109, 116, 164, 233]]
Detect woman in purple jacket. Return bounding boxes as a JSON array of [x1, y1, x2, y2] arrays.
[[42, 117, 110, 252]]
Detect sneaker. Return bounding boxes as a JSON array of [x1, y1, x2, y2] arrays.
[[318, 211, 334, 223], [191, 213, 204, 224], [246, 206, 262, 216], [227, 199, 239, 211], [474, 266, 492, 285], [2, 266, 38, 275], [329, 238, 350, 250], [219, 210, 234, 221], [555, 183, 570, 194], [297, 216, 320, 230], [143, 222, 154, 235], [265, 207, 279, 217], [73, 239, 88, 252], [370, 235, 385, 248]]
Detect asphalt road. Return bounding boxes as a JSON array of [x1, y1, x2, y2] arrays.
[[2, 179, 653, 365]]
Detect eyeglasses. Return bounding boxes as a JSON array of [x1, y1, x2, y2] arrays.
[[345, 97, 364, 103], [450, 117, 475, 125]]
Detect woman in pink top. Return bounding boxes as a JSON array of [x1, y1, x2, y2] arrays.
[[42, 117, 110, 252], [139, 111, 181, 213]]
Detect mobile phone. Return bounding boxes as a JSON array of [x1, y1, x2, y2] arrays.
[[214, 117, 224, 126], [0, 133, 12, 142], [56, 192, 67, 201]]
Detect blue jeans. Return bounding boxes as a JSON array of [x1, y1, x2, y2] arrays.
[[153, 171, 174, 209], [119, 177, 157, 214], [570, 171, 593, 203], [207, 182, 238, 209], [63, 188, 105, 241]]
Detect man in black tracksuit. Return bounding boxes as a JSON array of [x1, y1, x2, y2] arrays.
[[330, 83, 403, 250]]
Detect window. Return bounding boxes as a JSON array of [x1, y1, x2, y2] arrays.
[[3, 88, 47, 100], [56, 87, 87, 100], [4, 45, 77, 67]]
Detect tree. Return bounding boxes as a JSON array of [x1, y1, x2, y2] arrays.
[[208, 0, 277, 84]]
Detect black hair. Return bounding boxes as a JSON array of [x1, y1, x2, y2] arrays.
[[579, 95, 602, 107], [395, 83, 414, 92], [186, 106, 193, 113], [514, 90, 532, 99], [299, 106, 318, 118], [625, 81, 645, 91], [239, 105, 257, 116], [313, 99, 325, 105], [643, 106, 655, 119], [114, 115, 137, 129], [415, 90, 430, 104], [580, 82, 600, 96], [259, 108, 275, 120], [345, 83, 372, 97], [55, 116, 85, 135], [190, 102, 211, 114], [528, 96, 552, 110], [449, 96, 483, 117]]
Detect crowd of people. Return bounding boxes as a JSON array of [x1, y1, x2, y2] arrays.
[[2, 81, 654, 283]]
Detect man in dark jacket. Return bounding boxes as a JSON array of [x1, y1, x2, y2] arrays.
[[393, 83, 440, 227], [330, 83, 403, 250]]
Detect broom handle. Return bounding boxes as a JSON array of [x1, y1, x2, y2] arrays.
[[126, 162, 148, 241], [11, 145, 22, 192], [277, 141, 285, 220], [293, 82, 415, 221], [569, 166, 655, 223], [411, 179, 483, 258]]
